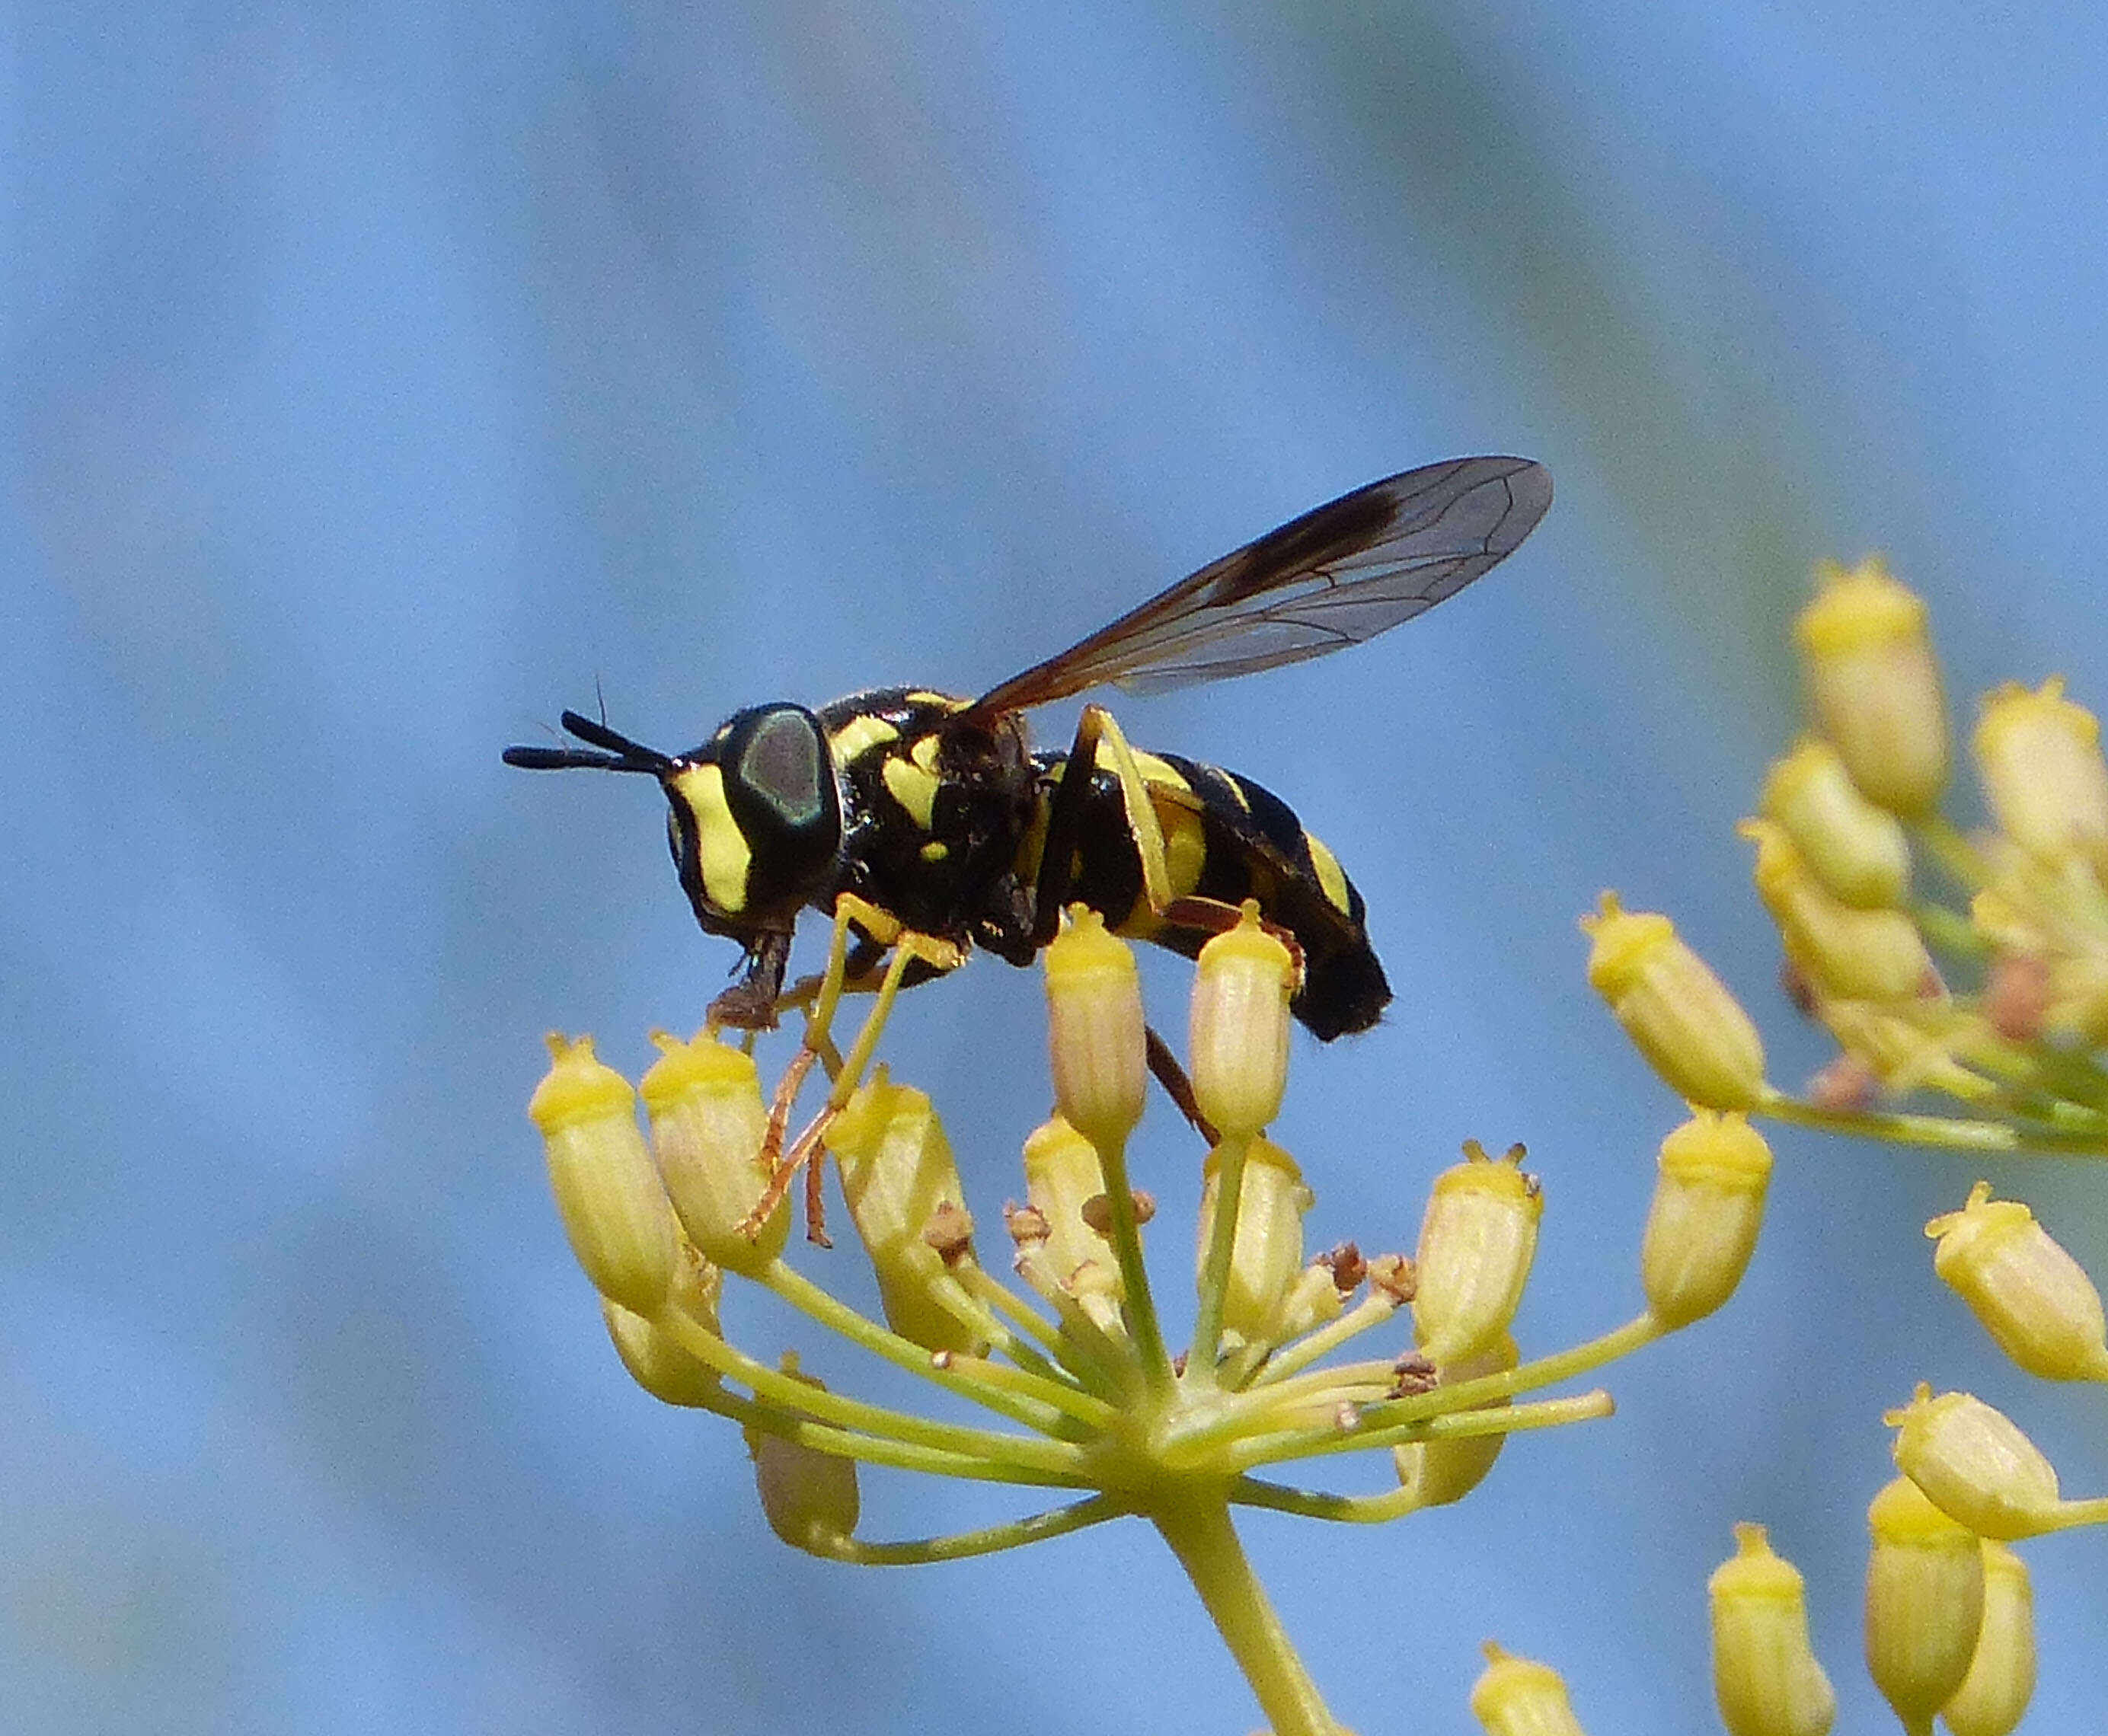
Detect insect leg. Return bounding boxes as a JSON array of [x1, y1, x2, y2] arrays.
[[1144, 1026, 1219, 1147], [737, 895, 873, 1244], [739, 894, 963, 1245], [1034, 704, 1266, 949], [1030, 704, 1182, 946]]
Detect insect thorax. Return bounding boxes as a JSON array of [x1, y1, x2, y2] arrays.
[[816, 687, 1042, 954]]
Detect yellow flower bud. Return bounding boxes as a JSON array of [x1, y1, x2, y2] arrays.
[[1742, 819, 1937, 1002], [1642, 1112, 1773, 1330], [600, 1243, 725, 1406], [1043, 907, 1146, 1147], [1760, 737, 1912, 908], [1974, 678, 2108, 865], [1940, 1541, 2036, 1736], [1266, 1259, 1349, 1345], [1886, 1386, 2065, 1541], [1188, 904, 1295, 1138], [1195, 1136, 1310, 1344], [1794, 557, 1950, 815], [1469, 1642, 1588, 1736], [640, 1031, 787, 1275], [1020, 1116, 1119, 1294], [1582, 895, 1767, 1110], [829, 1073, 982, 1355], [1708, 1524, 1836, 1736], [1413, 1141, 1541, 1364], [1818, 999, 1985, 1100], [746, 1364, 860, 1556], [1393, 1333, 1516, 1510], [1928, 1182, 2108, 1382], [529, 1035, 680, 1315], [1864, 1475, 1985, 1730]]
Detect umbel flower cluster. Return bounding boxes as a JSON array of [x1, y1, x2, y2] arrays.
[[1583, 555, 2108, 1157], [1574, 554, 2108, 1736], [529, 902, 1769, 1736]]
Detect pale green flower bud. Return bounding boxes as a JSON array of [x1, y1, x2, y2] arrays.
[[1708, 1524, 1836, 1736], [1194, 1136, 1311, 1344], [1020, 1115, 1119, 1295], [1413, 1141, 1541, 1364], [600, 1243, 725, 1406], [1188, 903, 1295, 1138], [1974, 677, 2108, 866], [1760, 736, 1912, 908], [1940, 1541, 2035, 1736], [1267, 1259, 1349, 1344], [1886, 1386, 2065, 1541], [830, 1072, 983, 1355], [640, 1031, 787, 1275], [1392, 1333, 1516, 1510], [1043, 907, 1146, 1147], [1742, 819, 1937, 1002], [1864, 1475, 1985, 1728], [746, 1364, 860, 1556], [1642, 1112, 1773, 1329], [1795, 557, 1950, 815], [1583, 895, 1768, 1109], [1927, 1182, 2108, 1382], [1470, 1642, 1588, 1736], [529, 1035, 680, 1316]]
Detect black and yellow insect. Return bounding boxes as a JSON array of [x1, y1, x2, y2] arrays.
[[507, 455, 1550, 1055]]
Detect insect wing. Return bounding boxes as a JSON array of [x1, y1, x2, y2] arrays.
[[971, 455, 1550, 712]]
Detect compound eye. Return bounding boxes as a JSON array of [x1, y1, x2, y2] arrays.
[[719, 704, 842, 896]]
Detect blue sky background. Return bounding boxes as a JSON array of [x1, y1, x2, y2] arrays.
[[7, 4, 2106, 1731]]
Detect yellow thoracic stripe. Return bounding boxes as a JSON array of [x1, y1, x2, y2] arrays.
[[1305, 831, 1352, 917], [883, 752, 942, 828], [669, 762, 751, 915], [829, 712, 900, 764]]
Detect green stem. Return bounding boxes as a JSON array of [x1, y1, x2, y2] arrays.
[[1151, 1492, 1340, 1736], [807, 1494, 1127, 1565], [923, 1276, 1100, 1409], [721, 1393, 1092, 1487], [1250, 1293, 1404, 1387], [1189, 1133, 1251, 1387], [762, 1257, 1089, 1432], [931, 1349, 1119, 1431], [1092, 1131, 1175, 1390], [1915, 814, 1993, 894], [1761, 1091, 2108, 1157], [652, 1305, 1087, 1477], [1231, 1382, 1618, 1466], [1912, 896, 1987, 959], [1237, 1388, 1615, 1470], [957, 1262, 1127, 1396]]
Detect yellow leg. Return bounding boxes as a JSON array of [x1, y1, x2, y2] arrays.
[[1078, 705, 1180, 919], [1068, 705, 1255, 945], [736, 893, 963, 1245]]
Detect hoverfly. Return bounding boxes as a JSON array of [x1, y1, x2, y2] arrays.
[[508, 456, 1549, 1218]]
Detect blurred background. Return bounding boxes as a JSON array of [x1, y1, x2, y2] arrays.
[[8, 3, 2106, 1731]]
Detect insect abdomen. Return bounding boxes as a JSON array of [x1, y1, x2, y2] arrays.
[[1035, 749, 1391, 1041]]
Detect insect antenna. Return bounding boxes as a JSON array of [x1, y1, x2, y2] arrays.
[[503, 710, 675, 774]]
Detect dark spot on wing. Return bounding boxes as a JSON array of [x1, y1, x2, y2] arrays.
[[1203, 486, 1400, 605]]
